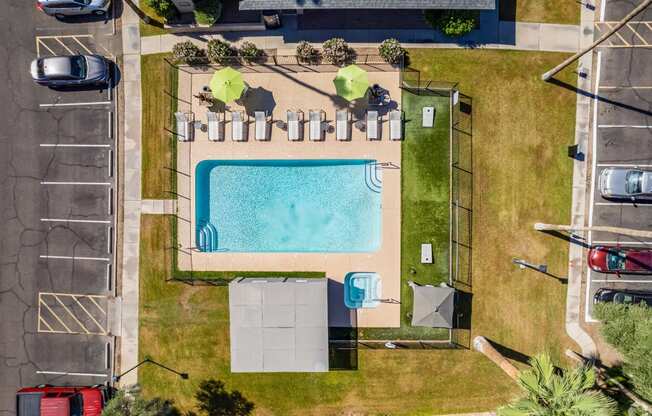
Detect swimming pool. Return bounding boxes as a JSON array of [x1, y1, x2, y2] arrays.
[[195, 159, 382, 253]]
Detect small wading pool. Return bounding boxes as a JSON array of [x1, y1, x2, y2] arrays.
[[195, 159, 382, 252]]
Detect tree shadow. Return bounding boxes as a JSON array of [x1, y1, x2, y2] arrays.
[[193, 379, 254, 416], [238, 86, 277, 117]]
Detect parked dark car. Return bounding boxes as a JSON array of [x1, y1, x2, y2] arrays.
[[30, 55, 110, 88], [17, 385, 107, 416], [587, 245, 652, 275], [594, 288, 652, 306]]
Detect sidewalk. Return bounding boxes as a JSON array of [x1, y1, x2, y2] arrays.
[[563, 3, 598, 356], [119, 2, 143, 387], [140, 21, 581, 55]]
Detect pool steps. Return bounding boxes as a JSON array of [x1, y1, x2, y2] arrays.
[[197, 221, 218, 252], [364, 162, 382, 194]]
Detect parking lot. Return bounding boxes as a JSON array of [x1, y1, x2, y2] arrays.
[[0, 2, 121, 413], [585, 0, 652, 321]]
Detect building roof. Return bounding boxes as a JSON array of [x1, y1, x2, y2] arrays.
[[239, 0, 495, 10], [408, 281, 455, 328], [229, 277, 329, 373]]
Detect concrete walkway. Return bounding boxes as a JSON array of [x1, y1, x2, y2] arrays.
[[141, 199, 177, 214], [563, 3, 598, 357], [140, 21, 581, 55], [119, 3, 143, 387]]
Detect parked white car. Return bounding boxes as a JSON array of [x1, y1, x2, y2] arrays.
[[37, 0, 110, 18]]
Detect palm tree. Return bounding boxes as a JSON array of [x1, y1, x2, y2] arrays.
[[498, 353, 617, 416]]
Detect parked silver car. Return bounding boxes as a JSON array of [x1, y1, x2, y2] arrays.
[[30, 55, 110, 88], [36, 0, 110, 18], [599, 167, 652, 201]]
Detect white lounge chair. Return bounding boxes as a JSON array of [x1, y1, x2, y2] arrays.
[[254, 111, 269, 141], [389, 110, 402, 141], [175, 112, 194, 142], [336, 110, 350, 141], [309, 110, 324, 141], [366, 110, 379, 140], [207, 111, 224, 141], [287, 110, 303, 141], [231, 111, 246, 142]]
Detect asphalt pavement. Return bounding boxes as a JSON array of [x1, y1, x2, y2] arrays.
[[0, 1, 121, 414], [585, 0, 652, 321]]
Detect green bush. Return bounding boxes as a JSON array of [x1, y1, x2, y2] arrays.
[[594, 302, 652, 402], [238, 41, 262, 63], [378, 38, 406, 65], [193, 0, 222, 26], [424, 9, 477, 37], [295, 41, 319, 64], [145, 0, 177, 21], [171, 41, 205, 64], [322, 38, 355, 66], [206, 39, 236, 64]]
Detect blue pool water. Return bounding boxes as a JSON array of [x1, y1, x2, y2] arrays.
[[195, 159, 382, 252]]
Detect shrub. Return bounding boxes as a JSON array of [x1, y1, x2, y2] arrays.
[[145, 0, 177, 21], [378, 38, 406, 65], [594, 302, 652, 402], [172, 41, 204, 64], [322, 38, 354, 66], [238, 41, 262, 63], [424, 9, 477, 37], [295, 41, 319, 64], [206, 39, 236, 64], [193, 0, 222, 26]]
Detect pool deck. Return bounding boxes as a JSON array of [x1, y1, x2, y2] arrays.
[[176, 69, 401, 327]]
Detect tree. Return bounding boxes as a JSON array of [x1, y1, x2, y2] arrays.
[[194, 379, 254, 416], [102, 389, 181, 416], [594, 302, 652, 403], [498, 353, 617, 416]]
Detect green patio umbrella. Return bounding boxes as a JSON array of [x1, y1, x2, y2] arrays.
[[210, 67, 246, 103], [333, 64, 369, 102]]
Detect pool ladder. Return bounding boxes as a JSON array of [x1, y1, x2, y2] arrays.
[[197, 221, 218, 252], [364, 162, 382, 193]]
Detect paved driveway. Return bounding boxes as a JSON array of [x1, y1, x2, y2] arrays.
[[0, 2, 121, 414], [585, 0, 652, 320]]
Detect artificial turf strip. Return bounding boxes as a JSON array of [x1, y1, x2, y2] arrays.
[[141, 53, 177, 199]]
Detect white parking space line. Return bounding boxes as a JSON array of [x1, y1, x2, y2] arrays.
[[591, 279, 652, 283], [598, 125, 651, 128], [40, 143, 111, 148], [36, 371, 108, 378], [39, 101, 112, 108], [595, 202, 652, 206], [40, 255, 110, 261], [597, 163, 652, 168], [600, 86, 652, 89], [593, 240, 652, 245], [41, 218, 111, 224], [41, 181, 111, 185]]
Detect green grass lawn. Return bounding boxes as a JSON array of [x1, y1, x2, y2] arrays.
[[139, 215, 518, 415], [499, 0, 580, 24], [138, 0, 171, 37], [139, 49, 579, 414], [141, 54, 177, 199]]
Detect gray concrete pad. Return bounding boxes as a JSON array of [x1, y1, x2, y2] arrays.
[[596, 88, 652, 126], [600, 49, 652, 87], [596, 126, 652, 164]]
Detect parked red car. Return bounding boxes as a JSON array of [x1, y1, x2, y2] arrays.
[[17, 385, 107, 416], [588, 245, 652, 275]]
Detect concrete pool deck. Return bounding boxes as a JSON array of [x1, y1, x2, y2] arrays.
[[176, 69, 401, 327]]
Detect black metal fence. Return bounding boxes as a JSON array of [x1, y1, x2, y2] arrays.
[[166, 54, 399, 75]]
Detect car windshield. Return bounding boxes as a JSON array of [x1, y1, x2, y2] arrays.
[[69, 56, 87, 79], [606, 250, 627, 271], [626, 170, 643, 194], [613, 293, 634, 304], [69, 393, 83, 416]]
